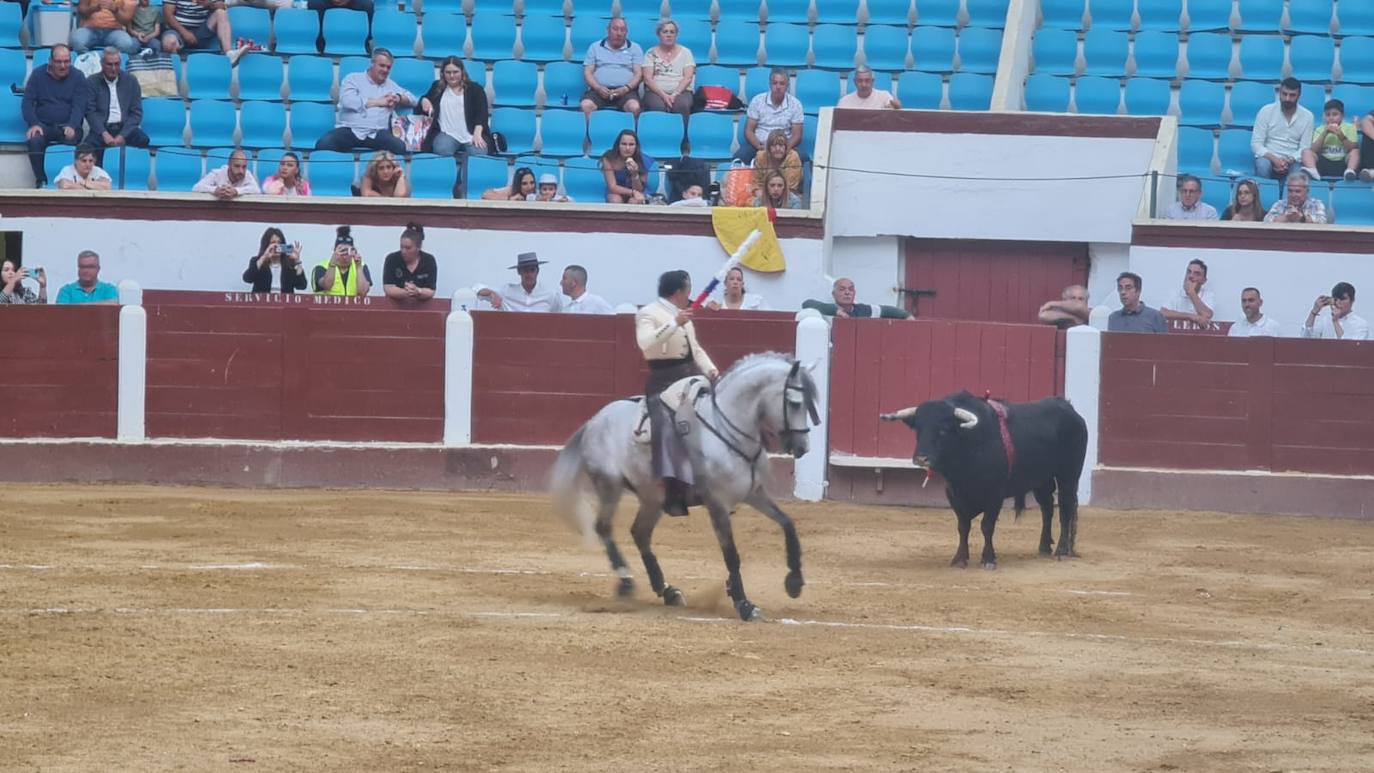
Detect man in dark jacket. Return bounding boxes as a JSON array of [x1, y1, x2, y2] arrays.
[[22, 44, 89, 188], [84, 47, 149, 170], [802, 277, 912, 319]]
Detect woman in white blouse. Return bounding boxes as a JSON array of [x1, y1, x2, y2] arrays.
[[707, 267, 768, 310], [418, 57, 491, 157], [642, 19, 696, 116]]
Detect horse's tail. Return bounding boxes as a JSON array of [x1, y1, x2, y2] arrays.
[[550, 425, 598, 549]]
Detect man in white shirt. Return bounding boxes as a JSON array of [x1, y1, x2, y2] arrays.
[[1227, 287, 1282, 337], [1160, 259, 1217, 328], [1302, 281, 1369, 340], [736, 67, 805, 164], [55, 145, 113, 190], [836, 66, 902, 110], [1252, 77, 1314, 180], [191, 147, 260, 199], [1163, 174, 1218, 220], [560, 264, 613, 314], [475, 252, 565, 312]]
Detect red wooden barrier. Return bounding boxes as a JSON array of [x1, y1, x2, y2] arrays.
[[0, 306, 119, 438], [829, 318, 1066, 458], [1099, 333, 1374, 475]]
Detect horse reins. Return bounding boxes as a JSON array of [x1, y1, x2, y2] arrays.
[[693, 362, 815, 490]]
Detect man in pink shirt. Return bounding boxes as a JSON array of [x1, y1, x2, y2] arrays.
[[837, 67, 902, 110]]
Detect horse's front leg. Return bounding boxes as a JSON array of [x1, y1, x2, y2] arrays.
[[746, 491, 803, 599], [630, 498, 682, 606], [707, 501, 760, 621]]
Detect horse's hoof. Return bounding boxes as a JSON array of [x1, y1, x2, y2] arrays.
[[616, 577, 634, 598], [736, 600, 761, 622], [950, 558, 969, 569], [1055, 551, 1080, 561], [662, 585, 684, 606], [784, 571, 804, 599], [1039, 547, 1054, 556], [982, 561, 997, 571]]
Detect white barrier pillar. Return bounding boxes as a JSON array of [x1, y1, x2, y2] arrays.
[[116, 280, 146, 441], [444, 291, 476, 446], [793, 309, 831, 501], [1064, 325, 1102, 505]]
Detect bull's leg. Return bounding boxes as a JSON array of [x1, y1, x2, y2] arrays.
[[589, 474, 633, 598], [1033, 482, 1057, 556], [980, 503, 1003, 570], [947, 490, 975, 568], [746, 491, 804, 599], [630, 499, 681, 605], [707, 501, 760, 621], [1055, 473, 1081, 559]]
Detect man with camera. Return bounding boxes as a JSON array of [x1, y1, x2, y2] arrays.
[[1, 261, 47, 305], [192, 148, 260, 199], [1302, 282, 1368, 340], [313, 226, 372, 297]]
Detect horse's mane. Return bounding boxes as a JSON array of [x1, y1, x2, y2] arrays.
[[717, 351, 792, 388]]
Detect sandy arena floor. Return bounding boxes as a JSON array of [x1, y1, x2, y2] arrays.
[[2, 485, 1372, 772]]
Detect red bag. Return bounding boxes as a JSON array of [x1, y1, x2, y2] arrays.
[[694, 85, 744, 111]]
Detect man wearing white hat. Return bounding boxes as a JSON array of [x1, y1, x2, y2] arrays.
[[474, 252, 565, 312]]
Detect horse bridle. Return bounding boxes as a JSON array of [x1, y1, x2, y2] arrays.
[[698, 361, 819, 480], [780, 360, 820, 442]]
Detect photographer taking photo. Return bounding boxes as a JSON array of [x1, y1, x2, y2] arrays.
[[0, 260, 46, 305], [1302, 281, 1368, 340], [242, 227, 307, 294], [313, 226, 372, 297]]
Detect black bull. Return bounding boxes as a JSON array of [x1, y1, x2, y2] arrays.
[[881, 391, 1089, 569]]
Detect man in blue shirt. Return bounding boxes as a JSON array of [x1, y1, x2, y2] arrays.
[[56, 250, 120, 305], [1107, 271, 1168, 334], [21, 44, 88, 188], [580, 17, 643, 119], [315, 48, 416, 154]]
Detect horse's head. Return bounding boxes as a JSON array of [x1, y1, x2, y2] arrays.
[[777, 359, 821, 458]]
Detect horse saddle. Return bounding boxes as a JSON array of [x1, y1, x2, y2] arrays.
[[633, 376, 712, 444]]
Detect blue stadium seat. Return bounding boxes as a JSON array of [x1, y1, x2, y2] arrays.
[[409, 154, 458, 198], [489, 60, 537, 106], [1124, 77, 1171, 115], [868, 24, 914, 71], [666, 0, 712, 21], [801, 113, 817, 159], [236, 54, 285, 101], [895, 71, 944, 108], [0, 94, 23, 143], [323, 10, 370, 56], [1287, 0, 1334, 35], [957, 26, 1002, 73], [190, 100, 238, 148], [916, 0, 960, 27], [1331, 84, 1374, 112], [1176, 127, 1220, 173], [1339, 36, 1374, 84], [637, 111, 685, 158], [1073, 75, 1121, 113], [1291, 35, 1336, 82], [420, 13, 468, 57], [108, 146, 152, 190], [588, 110, 634, 153], [1237, 35, 1284, 81], [520, 15, 567, 61], [744, 66, 772, 101], [240, 101, 287, 148], [44, 146, 74, 188], [286, 55, 334, 102], [1338, 3, 1374, 36], [570, 15, 607, 54], [390, 58, 436, 96], [1081, 29, 1128, 76], [766, 0, 811, 24], [1300, 86, 1326, 121], [763, 23, 810, 67], [1330, 183, 1374, 224], [816, 0, 861, 24], [470, 12, 518, 60], [1216, 128, 1254, 174], [1088, 0, 1134, 31], [1132, 30, 1180, 78], [619, 0, 666, 16], [1199, 177, 1232, 213], [425, 0, 465, 12], [847, 69, 893, 93], [491, 106, 537, 154], [372, 8, 419, 55], [1227, 80, 1275, 128], [1032, 28, 1079, 75], [694, 65, 740, 94], [947, 72, 993, 109], [672, 19, 712, 54], [1177, 79, 1226, 126], [795, 69, 841, 113], [1184, 32, 1234, 79], [186, 53, 231, 99], [524, 0, 567, 15], [714, 20, 761, 66], [1039, 0, 1085, 30], [1185, 1, 1233, 32], [1136, 0, 1182, 31], [811, 24, 858, 69], [142, 99, 188, 146], [288, 102, 336, 148], [542, 60, 586, 106], [0, 49, 24, 88], [538, 109, 588, 154], [512, 154, 560, 182], [865, 0, 912, 26], [228, 6, 271, 48], [1024, 73, 1072, 111], [273, 8, 321, 55], [685, 111, 735, 157], [0, 3, 20, 47], [153, 150, 204, 192], [337, 56, 370, 83], [307, 151, 357, 196], [1236, 0, 1283, 33], [561, 156, 606, 202], [255, 147, 288, 179], [965, 0, 1009, 29]]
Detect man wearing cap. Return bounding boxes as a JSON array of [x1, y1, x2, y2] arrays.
[[474, 252, 565, 312], [535, 173, 572, 202]]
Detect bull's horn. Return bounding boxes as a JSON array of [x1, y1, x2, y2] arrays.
[[879, 406, 918, 421], [953, 407, 980, 429]]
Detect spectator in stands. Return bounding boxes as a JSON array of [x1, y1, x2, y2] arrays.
[[668, 183, 707, 207], [754, 170, 802, 209], [71, 0, 139, 54], [535, 173, 572, 202], [1107, 272, 1166, 333], [22, 45, 87, 189], [560, 264, 613, 314], [418, 57, 491, 158], [600, 129, 655, 204], [160, 0, 248, 63], [227, 0, 290, 9], [54, 145, 113, 191], [55, 250, 119, 305], [1159, 259, 1216, 327], [803, 277, 911, 319], [1227, 287, 1282, 337], [0, 261, 46, 305], [84, 47, 149, 169], [1263, 173, 1327, 223], [581, 17, 644, 119], [1302, 282, 1368, 340], [315, 49, 415, 155], [1252, 78, 1313, 181], [1037, 284, 1089, 328], [737, 68, 804, 165], [193, 148, 261, 198], [837, 66, 902, 110], [1358, 109, 1374, 181], [482, 166, 535, 201], [313, 226, 372, 296], [1300, 98, 1360, 182], [474, 252, 564, 312], [381, 222, 437, 303], [1221, 178, 1265, 222], [242, 226, 307, 293], [641, 19, 695, 117], [128, 0, 162, 55], [359, 150, 411, 198], [1163, 174, 1217, 220], [753, 129, 802, 198], [307, 0, 374, 24], [706, 266, 768, 310], [261, 151, 312, 196]]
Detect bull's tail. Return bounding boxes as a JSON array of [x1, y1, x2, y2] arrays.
[[549, 426, 599, 549], [1012, 493, 1027, 522]]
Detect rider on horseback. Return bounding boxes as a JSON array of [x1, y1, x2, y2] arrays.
[[635, 270, 719, 517]]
